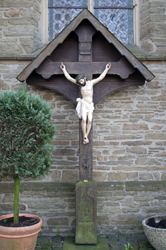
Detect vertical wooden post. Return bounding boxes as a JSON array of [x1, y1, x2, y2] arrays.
[[79, 121, 93, 181], [75, 23, 97, 245]]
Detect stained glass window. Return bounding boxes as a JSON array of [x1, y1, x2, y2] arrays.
[[94, 0, 133, 45], [48, 0, 88, 41], [48, 0, 134, 45]]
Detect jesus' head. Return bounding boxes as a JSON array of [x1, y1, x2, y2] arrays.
[[75, 74, 86, 87]]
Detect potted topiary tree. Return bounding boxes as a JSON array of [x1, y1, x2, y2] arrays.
[[0, 87, 56, 250]]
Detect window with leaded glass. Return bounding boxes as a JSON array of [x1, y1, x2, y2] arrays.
[[48, 0, 134, 45]]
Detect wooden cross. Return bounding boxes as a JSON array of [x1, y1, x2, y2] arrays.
[[35, 22, 135, 182]]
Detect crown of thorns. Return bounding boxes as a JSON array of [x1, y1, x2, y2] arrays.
[[75, 74, 86, 83]]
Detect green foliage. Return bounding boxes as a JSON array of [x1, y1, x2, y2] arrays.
[[0, 87, 56, 181], [56, 228, 60, 236], [124, 243, 133, 250]]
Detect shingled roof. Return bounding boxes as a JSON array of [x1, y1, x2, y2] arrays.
[[17, 9, 154, 83]]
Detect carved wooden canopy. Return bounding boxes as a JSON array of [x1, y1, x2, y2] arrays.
[[17, 9, 154, 105]]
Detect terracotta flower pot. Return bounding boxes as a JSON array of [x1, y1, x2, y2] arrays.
[[142, 215, 166, 250], [0, 213, 42, 250]]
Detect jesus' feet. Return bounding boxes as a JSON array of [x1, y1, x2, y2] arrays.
[[83, 137, 89, 144]]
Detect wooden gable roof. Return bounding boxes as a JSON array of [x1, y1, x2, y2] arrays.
[[17, 9, 154, 83]]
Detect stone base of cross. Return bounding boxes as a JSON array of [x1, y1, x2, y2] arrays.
[[75, 181, 97, 244]]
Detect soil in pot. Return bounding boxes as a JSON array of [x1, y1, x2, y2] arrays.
[[0, 216, 39, 227], [147, 217, 166, 229]]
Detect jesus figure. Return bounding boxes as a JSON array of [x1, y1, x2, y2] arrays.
[[60, 62, 111, 144]]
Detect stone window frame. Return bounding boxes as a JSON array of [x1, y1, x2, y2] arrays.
[[41, 0, 49, 45], [41, 0, 140, 46], [133, 0, 140, 46]]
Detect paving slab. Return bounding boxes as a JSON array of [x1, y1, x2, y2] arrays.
[[107, 233, 155, 250], [63, 237, 109, 250], [107, 235, 119, 249], [35, 236, 62, 250], [35, 236, 53, 250]]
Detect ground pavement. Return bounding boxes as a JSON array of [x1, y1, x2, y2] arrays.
[[35, 233, 155, 250]]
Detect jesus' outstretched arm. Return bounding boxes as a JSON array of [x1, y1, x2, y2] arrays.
[[91, 62, 111, 85], [60, 62, 76, 84]]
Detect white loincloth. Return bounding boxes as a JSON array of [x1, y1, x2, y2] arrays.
[[76, 98, 94, 119]]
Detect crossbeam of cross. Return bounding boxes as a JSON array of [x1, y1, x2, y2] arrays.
[[36, 58, 134, 81]]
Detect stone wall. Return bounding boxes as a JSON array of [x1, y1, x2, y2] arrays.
[[140, 0, 166, 55], [93, 60, 166, 183], [0, 0, 42, 56]]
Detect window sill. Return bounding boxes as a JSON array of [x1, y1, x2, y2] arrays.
[[126, 45, 166, 61]]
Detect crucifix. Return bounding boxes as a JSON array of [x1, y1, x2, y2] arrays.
[[60, 59, 111, 245], [60, 61, 111, 145], [33, 22, 142, 245], [17, 9, 154, 246]]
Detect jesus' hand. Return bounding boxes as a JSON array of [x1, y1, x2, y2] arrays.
[[60, 62, 65, 70], [106, 62, 111, 70]]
